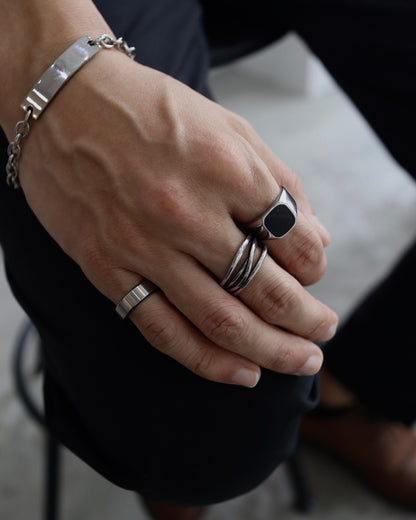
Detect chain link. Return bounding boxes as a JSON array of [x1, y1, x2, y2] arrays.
[[89, 34, 136, 60], [6, 34, 136, 189], [6, 107, 33, 188]]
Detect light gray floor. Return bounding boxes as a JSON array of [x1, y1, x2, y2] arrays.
[[1, 44, 416, 520]]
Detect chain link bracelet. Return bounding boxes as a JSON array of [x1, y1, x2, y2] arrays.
[[6, 34, 135, 189]]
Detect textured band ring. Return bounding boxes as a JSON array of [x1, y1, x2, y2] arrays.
[[221, 234, 268, 294], [115, 280, 157, 319], [247, 186, 297, 240]]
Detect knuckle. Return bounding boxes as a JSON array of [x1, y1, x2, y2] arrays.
[[140, 316, 179, 354], [261, 279, 300, 323], [231, 113, 255, 136], [289, 230, 326, 284], [209, 133, 249, 180], [208, 133, 267, 201], [200, 302, 247, 348], [267, 342, 295, 373], [185, 348, 217, 378], [152, 181, 187, 220], [78, 239, 111, 277], [296, 231, 322, 270], [150, 180, 200, 236]]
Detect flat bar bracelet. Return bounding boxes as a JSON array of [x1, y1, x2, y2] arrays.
[[6, 34, 135, 189], [22, 35, 100, 120]]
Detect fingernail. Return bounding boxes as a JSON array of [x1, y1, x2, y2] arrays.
[[295, 354, 323, 376], [310, 215, 331, 243], [231, 368, 261, 388], [320, 323, 337, 342]]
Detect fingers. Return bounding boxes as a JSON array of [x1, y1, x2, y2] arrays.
[[212, 135, 329, 286], [130, 291, 262, 387], [111, 272, 261, 387], [153, 253, 327, 376], [109, 235, 329, 385], [104, 211, 334, 386], [240, 254, 338, 340], [187, 223, 338, 343]]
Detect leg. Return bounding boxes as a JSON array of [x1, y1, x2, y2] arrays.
[[289, 2, 416, 506], [300, 245, 416, 509], [323, 241, 416, 422], [292, 0, 416, 423], [0, 0, 318, 515]]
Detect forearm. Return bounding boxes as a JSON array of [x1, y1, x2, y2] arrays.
[[0, 0, 112, 134]]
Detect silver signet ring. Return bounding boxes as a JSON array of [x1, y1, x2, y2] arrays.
[[248, 186, 297, 240]]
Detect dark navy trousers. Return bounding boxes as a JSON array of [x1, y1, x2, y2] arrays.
[[0, 0, 415, 506]]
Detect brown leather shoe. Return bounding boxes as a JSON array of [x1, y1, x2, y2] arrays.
[[300, 405, 416, 509]]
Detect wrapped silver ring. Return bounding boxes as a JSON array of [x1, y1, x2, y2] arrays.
[[247, 186, 297, 240], [115, 280, 158, 319], [221, 234, 268, 294]]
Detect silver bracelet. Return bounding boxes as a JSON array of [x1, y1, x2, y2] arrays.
[[5, 34, 135, 189]]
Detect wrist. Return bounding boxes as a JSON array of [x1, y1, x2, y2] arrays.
[[0, 0, 113, 135]]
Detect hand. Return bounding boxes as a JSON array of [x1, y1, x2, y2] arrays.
[[18, 50, 338, 387]]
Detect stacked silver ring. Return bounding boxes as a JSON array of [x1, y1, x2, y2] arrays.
[[220, 234, 268, 294]]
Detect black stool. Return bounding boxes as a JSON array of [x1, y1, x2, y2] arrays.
[[12, 319, 315, 520], [12, 320, 61, 520]]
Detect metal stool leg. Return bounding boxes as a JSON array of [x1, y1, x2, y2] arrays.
[[12, 320, 62, 520], [286, 452, 316, 513], [45, 433, 61, 520]]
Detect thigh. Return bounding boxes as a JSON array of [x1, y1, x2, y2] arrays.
[[292, 0, 416, 179], [0, 0, 318, 506], [200, 0, 292, 65], [323, 239, 416, 423], [97, 0, 211, 94], [291, 0, 416, 419]]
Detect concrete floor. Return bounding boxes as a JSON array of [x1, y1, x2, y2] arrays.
[[1, 40, 416, 520]]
